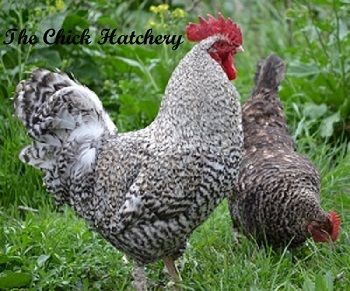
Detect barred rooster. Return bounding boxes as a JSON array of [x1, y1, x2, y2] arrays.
[[15, 15, 244, 289], [228, 54, 340, 248]]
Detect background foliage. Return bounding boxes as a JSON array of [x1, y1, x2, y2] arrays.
[[0, 0, 349, 289]]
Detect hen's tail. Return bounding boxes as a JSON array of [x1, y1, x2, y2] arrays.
[[14, 69, 116, 194], [254, 54, 285, 93], [242, 54, 295, 151]]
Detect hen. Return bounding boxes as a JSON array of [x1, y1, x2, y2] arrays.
[[15, 15, 244, 289], [228, 54, 340, 248]]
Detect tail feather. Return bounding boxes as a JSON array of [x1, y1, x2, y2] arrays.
[[19, 142, 57, 170], [254, 54, 285, 92], [15, 69, 75, 131], [14, 69, 117, 202], [15, 70, 116, 144], [242, 54, 294, 151]]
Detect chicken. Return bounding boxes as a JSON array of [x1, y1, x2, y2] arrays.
[[228, 54, 341, 248], [14, 15, 244, 289]]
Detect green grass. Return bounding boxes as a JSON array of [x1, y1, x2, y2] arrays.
[[1, 82, 349, 291], [1, 172, 349, 290], [1, 0, 350, 290]]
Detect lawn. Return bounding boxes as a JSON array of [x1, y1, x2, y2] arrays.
[[0, 0, 349, 290]]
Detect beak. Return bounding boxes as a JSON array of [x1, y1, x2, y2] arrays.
[[236, 45, 244, 53]]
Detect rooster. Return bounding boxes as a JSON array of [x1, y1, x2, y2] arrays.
[[15, 15, 244, 289], [228, 54, 341, 248]]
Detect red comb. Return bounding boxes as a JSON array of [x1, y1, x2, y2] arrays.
[[329, 211, 341, 241], [186, 13, 242, 45]]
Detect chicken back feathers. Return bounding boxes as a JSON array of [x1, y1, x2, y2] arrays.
[[14, 24, 243, 265], [229, 54, 340, 248]]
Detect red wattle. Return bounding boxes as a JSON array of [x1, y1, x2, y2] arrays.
[[223, 53, 236, 80], [329, 211, 341, 241]]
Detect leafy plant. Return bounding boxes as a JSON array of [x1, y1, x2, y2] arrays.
[[283, 0, 350, 138]]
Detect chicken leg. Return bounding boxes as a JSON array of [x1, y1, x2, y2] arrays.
[[163, 256, 182, 284], [133, 265, 147, 291]]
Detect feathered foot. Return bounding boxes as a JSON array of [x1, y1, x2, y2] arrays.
[[132, 265, 147, 291]]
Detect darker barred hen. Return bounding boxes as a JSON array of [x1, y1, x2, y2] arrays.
[[14, 15, 244, 290], [228, 55, 340, 248]]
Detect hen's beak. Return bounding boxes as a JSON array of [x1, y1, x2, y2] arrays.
[[236, 45, 244, 53]]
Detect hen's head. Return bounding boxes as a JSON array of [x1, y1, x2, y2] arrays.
[[307, 211, 341, 243], [186, 14, 243, 80]]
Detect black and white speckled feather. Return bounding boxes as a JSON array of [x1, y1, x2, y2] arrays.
[[14, 36, 243, 270]]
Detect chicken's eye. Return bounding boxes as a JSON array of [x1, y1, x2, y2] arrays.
[[216, 41, 227, 49]]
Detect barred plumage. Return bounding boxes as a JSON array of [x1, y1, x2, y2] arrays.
[[14, 33, 243, 288], [229, 54, 340, 248]]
